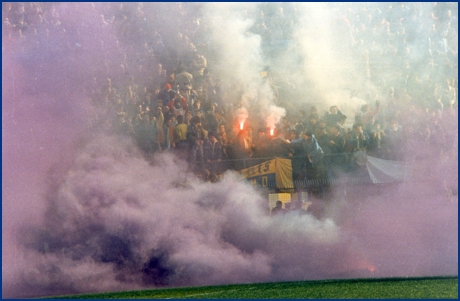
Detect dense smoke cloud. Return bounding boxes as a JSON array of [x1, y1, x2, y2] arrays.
[[201, 3, 285, 129], [4, 135, 341, 297], [294, 3, 362, 116], [2, 2, 457, 298]]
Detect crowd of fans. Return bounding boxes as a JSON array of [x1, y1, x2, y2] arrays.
[[3, 3, 458, 183]]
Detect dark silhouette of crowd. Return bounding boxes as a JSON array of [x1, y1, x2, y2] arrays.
[[3, 2, 457, 183]]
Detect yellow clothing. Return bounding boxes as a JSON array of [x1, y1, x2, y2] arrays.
[[175, 123, 188, 142]]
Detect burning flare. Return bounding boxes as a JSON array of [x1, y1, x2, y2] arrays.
[[356, 259, 376, 273]]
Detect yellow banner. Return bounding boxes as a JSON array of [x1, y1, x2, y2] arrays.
[[237, 157, 293, 190], [237, 159, 277, 178], [275, 157, 293, 189]]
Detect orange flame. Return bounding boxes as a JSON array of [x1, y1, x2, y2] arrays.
[[355, 259, 376, 273], [240, 121, 244, 130], [270, 128, 274, 136]]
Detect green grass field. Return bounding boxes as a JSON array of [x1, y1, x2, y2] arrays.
[[48, 276, 457, 299]]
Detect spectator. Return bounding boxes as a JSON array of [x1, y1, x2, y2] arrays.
[[267, 130, 293, 159], [348, 123, 369, 167], [348, 123, 368, 151], [190, 53, 207, 79], [304, 114, 319, 134], [153, 63, 168, 88], [159, 83, 176, 107], [203, 132, 223, 179], [309, 106, 319, 121], [326, 125, 346, 167], [175, 66, 193, 91], [154, 106, 165, 150], [202, 103, 219, 134], [357, 100, 381, 126], [169, 93, 187, 115], [233, 129, 253, 170], [8, 2, 456, 182], [134, 113, 157, 153], [133, 104, 145, 127], [271, 200, 285, 216], [383, 118, 404, 160], [113, 103, 133, 136], [366, 122, 385, 157], [187, 116, 205, 170], [192, 99, 203, 116], [163, 116, 176, 150], [323, 105, 346, 127], [314, 120, 329, 150], [184, 110, 193, 125], [175, 114, 188, 153], [290, 131, 324, 181], [170, 97, 186, 118], [337, 114, 348, 132], [162, 105, 174, 122], [253, 128, 271, 159]]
